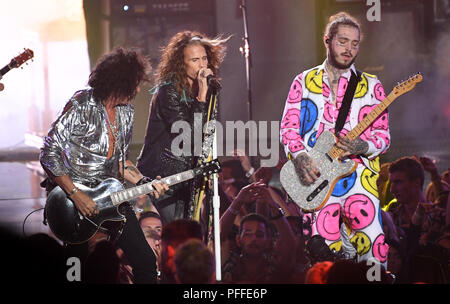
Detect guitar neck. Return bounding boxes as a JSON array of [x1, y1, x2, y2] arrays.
[[329, 91, 395, 158], [346, 92, 394, 141], [0, 64, 12, 77], [110, 169, 197, 206]]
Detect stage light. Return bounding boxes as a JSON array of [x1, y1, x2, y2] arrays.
[[123, 5, 129, 11]]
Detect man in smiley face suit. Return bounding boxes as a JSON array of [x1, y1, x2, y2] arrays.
[[280, 12, 391, 265], [137, 31, 230, 223]]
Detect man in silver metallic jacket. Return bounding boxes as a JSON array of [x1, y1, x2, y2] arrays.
[[40, 48, 168, 283]]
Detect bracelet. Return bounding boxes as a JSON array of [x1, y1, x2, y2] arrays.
[[67, 187, 79, 198], [136, 176, 151, 186], [228, 206, 240, 216], [245, 167, 255, 178]]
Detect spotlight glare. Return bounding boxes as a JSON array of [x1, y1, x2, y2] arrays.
[[123, 5, 129, 11]]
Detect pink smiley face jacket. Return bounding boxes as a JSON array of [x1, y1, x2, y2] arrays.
[[280, 60, 391, 264]]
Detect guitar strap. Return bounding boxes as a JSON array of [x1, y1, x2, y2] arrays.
[[334, 69, 361, 136]]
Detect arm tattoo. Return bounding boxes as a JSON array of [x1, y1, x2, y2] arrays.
[[125, 164, 141, 178]]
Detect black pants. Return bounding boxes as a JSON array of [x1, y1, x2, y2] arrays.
[[66, 203, 157, 284], [117, 203, 157, 283]]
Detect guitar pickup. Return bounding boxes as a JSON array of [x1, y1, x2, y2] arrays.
[[306, 180, 329, 202]]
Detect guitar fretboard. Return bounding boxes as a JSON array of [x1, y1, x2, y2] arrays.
[[110, 169, 196, 205], [329, 91, 395, 159], [0, 64, 12, 77]]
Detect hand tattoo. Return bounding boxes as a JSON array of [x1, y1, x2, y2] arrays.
[[337, 137, 369, 156], [294, 153, 320, 185]]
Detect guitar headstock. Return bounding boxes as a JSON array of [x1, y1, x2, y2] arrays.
[[9, 48, 34, 69], [194, 159, 222, 177], [392, 73, 422, 97]]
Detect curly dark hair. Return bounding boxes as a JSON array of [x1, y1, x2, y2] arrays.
[[156, 30, 230, 96], [88, 47, 151, 104]]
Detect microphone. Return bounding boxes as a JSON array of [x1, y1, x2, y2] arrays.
[[206, 74, 221, 90]]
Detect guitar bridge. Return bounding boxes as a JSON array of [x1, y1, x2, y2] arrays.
[[307, 180, 329, 202]]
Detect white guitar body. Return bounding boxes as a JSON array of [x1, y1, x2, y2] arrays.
[[280, 131, 357, 211]]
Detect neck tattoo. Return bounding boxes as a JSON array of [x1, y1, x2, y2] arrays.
[[326, 60, 349, 103]]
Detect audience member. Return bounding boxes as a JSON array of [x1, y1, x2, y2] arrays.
[[221, 190, 296, 285], [304, 261, 333, 284], [387, 156, 449, 284], [159, 219, 203, 283], [387, 157, 429, 252], [139, 211, 163, 257], [386, 239, 408, 284], [286, 215, 309, 283], [380, 210, 401, 245], [174, 239, 215, 284]]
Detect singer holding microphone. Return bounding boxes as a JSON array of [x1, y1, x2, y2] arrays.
[[137, 31, 229, 224]]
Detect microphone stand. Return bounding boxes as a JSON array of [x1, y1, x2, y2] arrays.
[[205, 83, 222, 282], [212, 112, 222, 282], [239, 0, 252, 121], [191, 82, 222, 281]]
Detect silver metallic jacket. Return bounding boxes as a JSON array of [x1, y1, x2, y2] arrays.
[[40, 88, 134, 186]]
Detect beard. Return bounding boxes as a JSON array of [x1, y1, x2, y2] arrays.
[[328, 44, 357, 70]]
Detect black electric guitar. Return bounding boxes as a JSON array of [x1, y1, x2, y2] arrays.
[[0, 48, 34, 77], [45, 159, 221, 244]]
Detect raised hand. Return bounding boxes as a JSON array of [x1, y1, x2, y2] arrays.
[[233, 149, 252, 172], [418, 156, 438, 175], [196, 67, 213, 102], [234, 180, 267, 205]]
